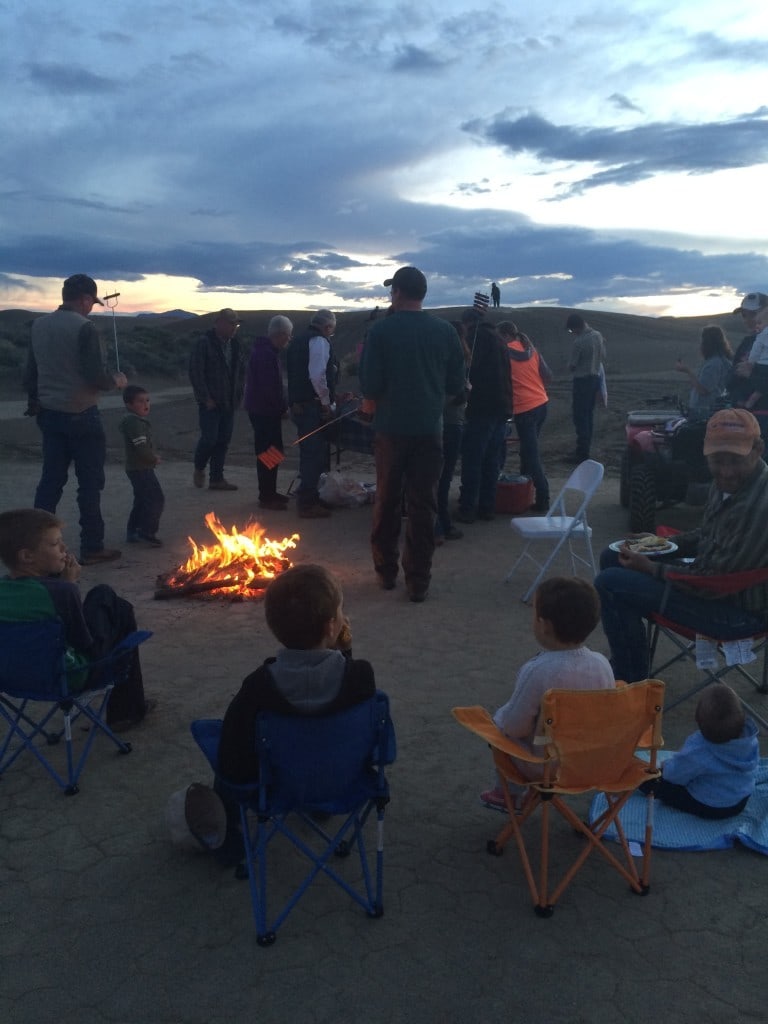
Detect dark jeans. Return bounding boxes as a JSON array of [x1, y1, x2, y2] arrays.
[[572, 375, 600, 459], [514, 402, 549, 507], [640, 777, 748, 820], [459, 416, 507, 515], [436, 422, 463, 535], [594, 563, 767, 682], [82, 584, 147, 724], [34, 406, 106, 555], [126, 469, 165, 538], [291, 404, 329, 508], [194, 405, 235, 483], [249, 413, 284, 499], [371, 433, 442, 590]]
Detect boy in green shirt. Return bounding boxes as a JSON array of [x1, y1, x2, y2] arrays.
[[119, 385, 165, 547]]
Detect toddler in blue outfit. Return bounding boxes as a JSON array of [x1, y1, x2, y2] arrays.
[[642, 683, 759, 819]]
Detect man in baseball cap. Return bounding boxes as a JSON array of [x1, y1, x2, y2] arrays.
[[729, 292, 768, 440], [23, 273, 127, 563], [594, 402, 768, 684]]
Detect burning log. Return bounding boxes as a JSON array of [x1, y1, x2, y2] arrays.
[[155, 512, 298, 600]]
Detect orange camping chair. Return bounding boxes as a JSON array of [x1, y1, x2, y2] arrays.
[[647, 566, 768, 730], [453, 679, 665, 917]]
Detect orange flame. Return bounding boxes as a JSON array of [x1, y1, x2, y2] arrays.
[[165, 512, 299, 597]]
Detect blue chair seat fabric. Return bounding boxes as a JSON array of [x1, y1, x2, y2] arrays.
[[0, 619, 152, 794], [191, 690, 396, 945]]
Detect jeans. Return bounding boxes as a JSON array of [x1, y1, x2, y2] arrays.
[[514, 403, 549, 507], [126, 469, 165, 538], [371, 433, 442, 590], [249, 413, 284, 499], [594, 565, 767, 683], [194, 405, 235, 483], [34, 406, 106, 555], [291, 404, 329, 507], [436, 422, 463, 535], [459, 416, 507, 514], [572, 375, 600, 459]]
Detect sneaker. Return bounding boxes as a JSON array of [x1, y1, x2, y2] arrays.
[[80, 548, 122, 565], [480, 787, 513, 813], [209, 479, 238, 491], [455, 510, 476, 524], [480, 784, 527, 813], [258, 496, 289, 511], [407, 587, 429, 603], [193, 469, 205, 488], [298, 503, 331, 518], [376, 573, 397, 590], [137, 532, 163, 547]]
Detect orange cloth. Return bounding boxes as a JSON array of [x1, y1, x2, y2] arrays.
[[507, 341, 548, 415]]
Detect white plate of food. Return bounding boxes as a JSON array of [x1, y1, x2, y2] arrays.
[[609, 536, 678, 556]]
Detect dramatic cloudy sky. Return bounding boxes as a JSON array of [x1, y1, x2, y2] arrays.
[[1, 0, 766, 316]]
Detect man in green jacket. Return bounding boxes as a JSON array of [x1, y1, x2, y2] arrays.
[[360, 267, 465, 602]]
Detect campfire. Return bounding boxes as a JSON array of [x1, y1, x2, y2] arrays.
[[155, 512, 299, 600]]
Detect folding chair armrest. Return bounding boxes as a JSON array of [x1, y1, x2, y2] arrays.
[[662, 567, 768, 596], [452, 706, 547, 765], [87, 630, 153, 673]]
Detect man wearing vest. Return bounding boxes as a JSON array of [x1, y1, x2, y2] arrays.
[[23, 274, 128, 565], [286, 309, 339, 518]]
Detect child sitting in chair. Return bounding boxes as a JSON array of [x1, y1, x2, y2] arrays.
[[481, 576, 614, 809], [217, 563, 375, 784], [641, 683, 758, 819], [0, 507, 153, 729]]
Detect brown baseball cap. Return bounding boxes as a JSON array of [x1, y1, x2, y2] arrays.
[[703, 408, 761, 456]]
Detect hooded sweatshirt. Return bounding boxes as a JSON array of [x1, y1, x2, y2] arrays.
[[661, 717, 759, 807]]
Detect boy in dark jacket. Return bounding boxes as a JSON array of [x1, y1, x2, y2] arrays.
[[217, 563, 375, 784], [119, 385, 164, 547]]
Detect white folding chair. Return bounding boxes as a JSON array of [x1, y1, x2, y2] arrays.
[[504, 460, 604, 602]]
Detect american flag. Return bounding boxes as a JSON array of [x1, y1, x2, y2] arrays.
[[473, 291, 490, 313]]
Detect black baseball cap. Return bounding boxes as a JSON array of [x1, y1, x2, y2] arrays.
[[383, 266, 427, 298], [62, 274, 103, 305]]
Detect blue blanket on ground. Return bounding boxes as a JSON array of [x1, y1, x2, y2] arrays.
[[589, 755, 768, 854]]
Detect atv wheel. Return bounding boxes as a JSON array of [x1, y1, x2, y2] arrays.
[[629, 464, 656, 533], [619, 450, 631, 508]]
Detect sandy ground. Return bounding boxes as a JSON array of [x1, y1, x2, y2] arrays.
[[1, 393, 766, 1024]]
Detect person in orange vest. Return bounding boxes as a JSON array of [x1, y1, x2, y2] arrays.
[[497, 321, 552, 513]]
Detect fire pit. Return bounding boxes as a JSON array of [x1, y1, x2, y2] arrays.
[[155, 512, 299, 600]]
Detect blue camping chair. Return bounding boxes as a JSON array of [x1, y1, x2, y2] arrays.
[[0, 619, 152, 795], [191, 690, 396, 946]]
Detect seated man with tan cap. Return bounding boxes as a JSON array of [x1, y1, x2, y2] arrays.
[[594, 408, 768, 682]]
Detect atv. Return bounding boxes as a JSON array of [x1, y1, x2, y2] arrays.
[[620, 400, 712, 533]]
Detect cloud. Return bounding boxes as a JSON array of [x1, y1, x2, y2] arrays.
[[391, 44, 449, 72], [464, 107, 768, 195], [26, 62, 119, 94], [608, 93, 643, 114]]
